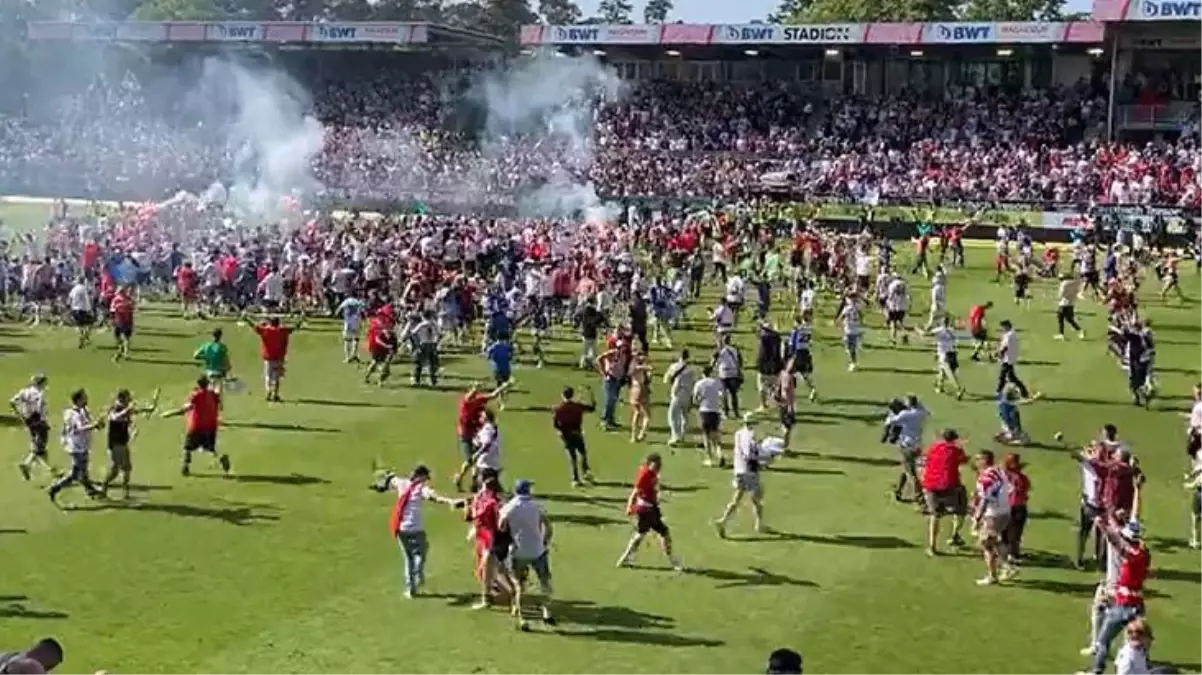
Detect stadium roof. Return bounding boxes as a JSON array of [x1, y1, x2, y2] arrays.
[[26, 20, 506, 48], [519, 22, 1107, 47]]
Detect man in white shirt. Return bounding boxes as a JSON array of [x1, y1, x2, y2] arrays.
[[471, 410, 502, 489], [929, 317, 965, 399], [713, 413, 764, 537], [926, 268, 947, 330], [994, 320, 1032, 399], [711, 300, 735, 349], [1055, 274, 1085, 340], [373, 464, 462, 598], [257, 266, 285, 311], [663, 349, 696, 447], [11, 373, 53, 480], [693, 366, 726, 467], [48, 388, 104, 508], [884, 275, 909, 344], [714, 335, 743, 419], [971, 450, 1016, 585], [66, 277, 95, 349], [500, 479, 555, 630]]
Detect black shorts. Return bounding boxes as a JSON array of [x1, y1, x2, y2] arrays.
[[1057, 305, 1076, 323], [793, 350, 813, 375], [561, 432, 586, 455], [369, 346, 393, 363], [887, 309, 905, 324], [184, 429, 218, 453], [1187, 429, 1201, 459], [700, 411, 721, 434], [113, 322, 133, 339], [24, 415, 49, 453], [636, 506, 669, 537], [971, 327, 987, 342], [491, 529, 512, 562], [1192, 489, 1201, 517], [71, 310, 95, 327], [943, 352, 959, 373]]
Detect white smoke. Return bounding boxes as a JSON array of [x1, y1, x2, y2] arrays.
[[475, 52, 624, 223], [189, 57, 325, 224]]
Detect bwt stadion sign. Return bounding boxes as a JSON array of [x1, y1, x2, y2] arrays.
[[1136, 0, 1201, 18], [716, 23, 865, 44]]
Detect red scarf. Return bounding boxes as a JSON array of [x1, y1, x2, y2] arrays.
[[388, 478, 424, 537]]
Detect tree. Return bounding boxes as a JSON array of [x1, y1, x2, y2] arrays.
[[774, 0, 957, 21], [538, 0, 580, 24], [596, 0, 632, 23], [642, 0, 671, 22], [481, 0, 536, 39], [960, 0, 1066, 20], [130, 0, 221, 20]]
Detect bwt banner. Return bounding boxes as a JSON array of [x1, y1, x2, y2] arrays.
[[206, 22, 264, 41], [923, 22, 993, 43], [545, 24, 661, 44], [1135, 0, 1201, 19], [308, 22, 409, 42], [715, 23, 864, 43]]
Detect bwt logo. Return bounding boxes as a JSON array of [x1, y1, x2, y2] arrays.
[[555, 27, 600, 41], [937, 24, 992, 40], [320, 25, 357, 39], [217, 24, 258, 38], [726, 25, 775, 41], [1143, 0, 1200, 16]]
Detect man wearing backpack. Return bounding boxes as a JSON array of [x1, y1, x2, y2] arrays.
[[972, 450, 1018, 585], [0, 638, 63, 673]]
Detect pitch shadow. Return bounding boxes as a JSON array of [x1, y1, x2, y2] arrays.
[[687, 565, 819, 590], [293, 397, 405, 410], [223, 421, 340, 433]]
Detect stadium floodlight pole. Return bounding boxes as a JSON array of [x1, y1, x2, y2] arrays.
[[1106, 32, 1119, 142]]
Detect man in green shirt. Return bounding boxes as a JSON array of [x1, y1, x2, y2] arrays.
[[193, 328, 231, 394]]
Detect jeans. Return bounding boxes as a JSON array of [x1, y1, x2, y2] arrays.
[[396, 530, 429, 595], [1091, 603, 1142, 673], [667, 397, 688, 442], [602, 376, 622, 426]]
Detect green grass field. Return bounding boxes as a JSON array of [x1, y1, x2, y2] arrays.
[[0, 202, 1199, 673]]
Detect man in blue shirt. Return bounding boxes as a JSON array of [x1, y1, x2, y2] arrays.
[[485, 339, 514, 409]]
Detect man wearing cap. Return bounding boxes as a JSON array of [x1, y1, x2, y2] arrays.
[[499, 479, 555, 630], [0, 637, 64, 673], [765, 647, 803, 674], [714, 413, 765, 538], [1087, 516, 1151, 674]]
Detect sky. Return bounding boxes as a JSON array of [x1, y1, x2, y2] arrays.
[[575, 0, 1095, 23]]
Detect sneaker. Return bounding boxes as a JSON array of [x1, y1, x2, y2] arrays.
[[1000, 566, 1019, 581], [1053, 334, 1065, 341], [1078, 331, 1086, 339], [670, 557, 684, 572], [712, 519, 727, 539], [948, 535, 966, 548], [18, 463, 30, 481], [570, 480, 581, 488], [1190, 538, 1200, 550], [517, 619, 531, 632], [1079, 645, 1098, 656], [975, 576, 997, 586], [470, 600, 490, 611], [218, 454, 232, 475], [847, 363, 857, 372], [542, 608, 557, 626], [181, 465, 191, 477], [808, 389, 818, 402]]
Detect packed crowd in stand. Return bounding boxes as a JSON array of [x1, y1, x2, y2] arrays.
[[0, 52, 1199, 207]]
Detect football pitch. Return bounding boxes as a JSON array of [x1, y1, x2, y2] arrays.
[[1, 207, 1199, 674]]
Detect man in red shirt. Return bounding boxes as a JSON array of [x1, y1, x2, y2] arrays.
[[175, 262, 198, 318], [617, 453, 682, 571], [363, 310, 397, 386], [1087, 517, 1151, 673], [453, 382, 509, 492], [920, 429, 969, 555], [163, 376, 229, 477], [244, 313, 304, 403], [968, 301, 993, 361], [109, 287, 135, 362], [467, 474, 512, 609]]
